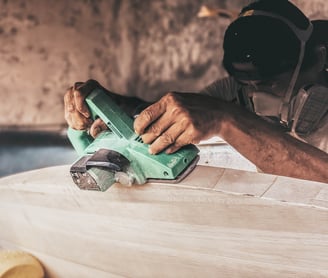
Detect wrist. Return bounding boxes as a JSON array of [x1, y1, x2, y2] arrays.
[[212, 101, 235, 139]]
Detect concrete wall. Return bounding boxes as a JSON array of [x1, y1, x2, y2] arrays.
[[0, 0, 327, 128]]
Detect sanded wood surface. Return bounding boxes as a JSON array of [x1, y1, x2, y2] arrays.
[[0, 165, 327, 278]]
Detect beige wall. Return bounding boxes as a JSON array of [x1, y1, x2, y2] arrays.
[[0, 0, 327, 128]]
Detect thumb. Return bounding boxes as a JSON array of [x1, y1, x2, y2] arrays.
[[89, 118, 108, 138]]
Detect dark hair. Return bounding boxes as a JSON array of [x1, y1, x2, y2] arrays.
[[222, 0, 323, 80]]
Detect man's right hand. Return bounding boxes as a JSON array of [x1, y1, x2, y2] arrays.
[[64, 79, 108, 138]]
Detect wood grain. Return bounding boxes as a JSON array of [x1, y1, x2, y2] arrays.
[[0, 165, 327, 277]]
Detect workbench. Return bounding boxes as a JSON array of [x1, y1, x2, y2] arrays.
[[0, 165, 327, 277]]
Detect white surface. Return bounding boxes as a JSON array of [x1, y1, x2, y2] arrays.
[[0, 165, 327, 277], [197, 137, 257, 172]]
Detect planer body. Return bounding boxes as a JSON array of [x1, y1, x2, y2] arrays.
[[68, 88, 199, 191]]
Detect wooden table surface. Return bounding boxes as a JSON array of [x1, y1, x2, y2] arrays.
[[0, 165, 327, 278]]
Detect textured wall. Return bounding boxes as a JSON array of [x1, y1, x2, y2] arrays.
[[0, 0, 327, 127]]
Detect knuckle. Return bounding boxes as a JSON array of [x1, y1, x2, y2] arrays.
[[188, 127, 200, 138], [73, 123, 85, 130], [165, 92, 178, 103], [75, 102, 84, 112], [73, 87, 87, 98], [64, 89, 73, 103], [73, 88, 83, 97], [170, 106, 182, 117], [178, 133, 191, 145], [77, 121, 89, 130], [180, 116, 192, 127], [149, 124, 162, 136], [141, 109, 155, 122], [73, 93, 86, 110], [189, 131, 201, 143], [64, 88, 72, 97], [172, 109, 189, 121], [160, 133, 175, 145], [165, 91, 176, 98], [72, 117, 91, 130]]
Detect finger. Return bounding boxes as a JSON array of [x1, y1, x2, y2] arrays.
[[165, 133, 198, 154], [148, 124, 184, 154], [134, 101, 165, 135], [64, 88, 76, 127], [89, 118, 108, 138], [64, 87, 75, 113], [141, 114, 174, 144], [73, 79, 100, 118], [64, 89, 93, 130], [65, 110, 92, 130], [73, 89, 90, 118], [71, 112, 93, 130], [73, 80, 101, 118]]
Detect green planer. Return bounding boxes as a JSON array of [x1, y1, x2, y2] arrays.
[[67, 88, 199, 191]]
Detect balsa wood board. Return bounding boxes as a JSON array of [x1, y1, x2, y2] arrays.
[[0, 165, 327, 278]]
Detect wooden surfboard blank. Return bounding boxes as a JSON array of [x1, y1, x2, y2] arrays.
[[0, 165, 327, 277]]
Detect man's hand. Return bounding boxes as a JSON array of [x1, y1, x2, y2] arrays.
[[64, 79, 107, 138], [134, 92, 225, 154]]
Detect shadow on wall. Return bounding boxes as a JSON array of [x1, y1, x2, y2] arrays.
[[0, 130, 78, 177], [0, 0, 237, 128]]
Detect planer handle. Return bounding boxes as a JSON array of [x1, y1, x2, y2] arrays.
[[68, 88, 138, 155]]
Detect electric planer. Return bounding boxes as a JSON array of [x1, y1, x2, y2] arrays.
[[67, 88, 199, 191]]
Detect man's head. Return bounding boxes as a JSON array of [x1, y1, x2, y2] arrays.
[[222, 0, 314, 89], [222, 0, 328, 124]]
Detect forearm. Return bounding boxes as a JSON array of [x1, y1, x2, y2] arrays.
[[220, 105, 328, 183]]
